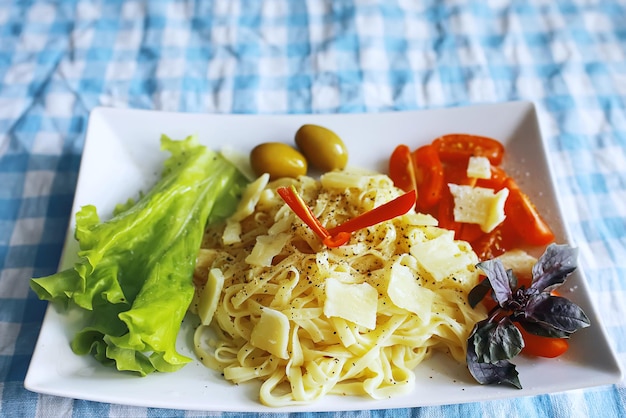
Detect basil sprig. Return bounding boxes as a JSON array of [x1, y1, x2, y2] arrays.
[[466, 244, 591, 388]]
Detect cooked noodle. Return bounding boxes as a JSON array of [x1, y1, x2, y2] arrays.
[[191, 171, 486, 407]]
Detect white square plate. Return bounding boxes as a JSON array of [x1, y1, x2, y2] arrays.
[[25, 102, 622, 412]]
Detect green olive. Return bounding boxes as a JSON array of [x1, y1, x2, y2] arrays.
[[250, 142, 308, 180], [295, 124, 348, 172]]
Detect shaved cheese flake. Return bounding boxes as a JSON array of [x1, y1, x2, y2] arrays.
[[250, 307, 290, 359], [245, 232, 291, 266], [222, 174, 270, 245], [410, 232, 478, 283], [467, 156, 491, 179], [196, 268, 225, 325], [324, 278, 377, 330], [222, 221, 242, 246], [320, 171, 371, 189], [268, 211, 293, 235], [448, 183, 509, 233], [387, 262, 435, 324], [403, 212, 439, 227], [496, 249, 538, 279], [233, 173, 270, 221]]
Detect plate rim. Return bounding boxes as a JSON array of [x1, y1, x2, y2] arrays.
[[24, 101, 623, 412]]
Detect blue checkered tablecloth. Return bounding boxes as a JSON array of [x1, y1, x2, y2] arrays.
[[1, 0, 625, 417]]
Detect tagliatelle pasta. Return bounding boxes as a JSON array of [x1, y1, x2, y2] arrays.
[[191, 170, 486, 407]]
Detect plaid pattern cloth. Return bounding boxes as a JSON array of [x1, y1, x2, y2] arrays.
[[1, 0, 625, 416]]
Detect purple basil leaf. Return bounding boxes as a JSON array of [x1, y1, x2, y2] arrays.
[[477, 259, 512, 306], [468, 279, 492, 308], [517, 320, 571, 338], [531, 244, 578, 292], [506, 268, 518, 289], [466, 335, 522, 389], [471, 317, 523, 363], [522, 293, 591, 335]]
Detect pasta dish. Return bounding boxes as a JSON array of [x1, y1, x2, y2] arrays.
[[191, 170, 486, 407]]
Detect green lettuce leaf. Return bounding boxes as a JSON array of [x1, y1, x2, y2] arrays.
[[31, 134, 248, 376]]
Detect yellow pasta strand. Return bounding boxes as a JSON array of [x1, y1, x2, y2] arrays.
[[191, 171, 486, 407]]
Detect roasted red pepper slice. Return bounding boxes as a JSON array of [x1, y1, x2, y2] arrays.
[[470, 220, 520, 261], [518, 325, 569, 358], [475, 165, 509, 190], [414, 144, 445, 211], [436, 185, 461, 236], [388, 144, 417, 193], [442, 161, 477, 187], [457, 223, 484, 243], [503, 178, 555, 246], [433, 134, 505, 165]]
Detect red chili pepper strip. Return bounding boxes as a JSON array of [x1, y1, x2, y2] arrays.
[[278, 187, 416, 248], [276, 186, 331, 242], [322, 232, 351, 247], [328, 189, 417, 236]]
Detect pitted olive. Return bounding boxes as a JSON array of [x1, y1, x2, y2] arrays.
[[295, 124, 348, 172], [250, 142, 307, 180]]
